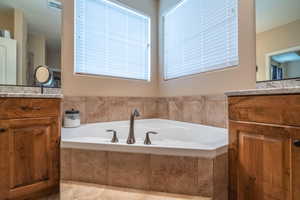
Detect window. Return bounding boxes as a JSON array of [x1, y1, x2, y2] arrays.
[[75, 0, 151, 81], [163, 0, 238, 80]]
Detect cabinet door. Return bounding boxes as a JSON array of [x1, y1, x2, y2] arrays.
[[293, 136, 300, 200], [2, 118, 59, 199], [229, 121, 294, 200], [0, 120, 9, 199]]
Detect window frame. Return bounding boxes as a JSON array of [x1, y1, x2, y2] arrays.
[[74, 0, 152, 82], [162, 0, 239, 81]]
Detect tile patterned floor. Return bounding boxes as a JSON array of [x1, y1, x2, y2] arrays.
[[41, 181, 211, 200]]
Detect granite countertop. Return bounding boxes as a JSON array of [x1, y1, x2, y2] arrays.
[[225, 86, 300, 97], [0, 86, 63, 98], [0, 93, 63, 98]]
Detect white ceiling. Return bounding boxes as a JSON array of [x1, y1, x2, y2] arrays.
[[256, 0, 300, 33], [0, 0, 61, 49]]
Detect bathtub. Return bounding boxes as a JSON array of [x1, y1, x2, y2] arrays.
[[61, 119, 228, 197], [61, 119, 228, 158]]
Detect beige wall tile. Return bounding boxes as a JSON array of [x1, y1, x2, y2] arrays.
[[61, 148, 72, 180], [204, 95, 227, 128], [108, 97, 129, 121], [61, 149, 226, 197], [63, 94, 228, 129], [143, 98, 158, 118], [127, 99, 145, 119], [157, 95, 227, 128], [85, 97, 109, 123], [108, 152, 150, 190], [182, 96, 205, 124], [157, 98, 169, 119], [71, 149, 108, 185], [150, 155, 199, 195], [168, 98, 183, 121]]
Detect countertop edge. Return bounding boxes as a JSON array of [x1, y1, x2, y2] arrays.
[[0, 93, 63, 99], [225, 87, 300, 97]]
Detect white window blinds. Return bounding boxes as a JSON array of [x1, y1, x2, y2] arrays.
[[163, 0, 238, 80], [75, 0, 151, 81]]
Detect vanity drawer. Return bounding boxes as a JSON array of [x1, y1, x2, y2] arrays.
[[0, 98, 60, 119], [229, 94, 300, 126]]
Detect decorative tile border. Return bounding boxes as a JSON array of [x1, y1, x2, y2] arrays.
[[61, 148, 228, 199]]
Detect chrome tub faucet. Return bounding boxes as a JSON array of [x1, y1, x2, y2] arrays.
[[127, 109, 140, 144]]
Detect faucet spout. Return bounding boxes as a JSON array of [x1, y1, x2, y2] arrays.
[[127, 109, 140, 144]]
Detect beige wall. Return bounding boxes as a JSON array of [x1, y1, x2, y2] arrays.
[[61, 0, 159, 97], [47, 47, 61, 69], [286, 61, 300, 78], [61, 0, 256, 97], [28, 34, 46, 68], [256, 19, 300, 81], [0, 9, 14, 38], [157, 0, 256, 96], [14, 9, 28, 85]]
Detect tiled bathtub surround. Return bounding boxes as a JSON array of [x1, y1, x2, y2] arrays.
[[61, 149, 228, 200], [158, 96, 227, 128], [63, 95, 227, 128]]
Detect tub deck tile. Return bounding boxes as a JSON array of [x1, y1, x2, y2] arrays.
[[71, 149, 108, 185], [197, 158, 214, 197], [150, 155, 199, 195], [61, 148, 228, 199], [108, 152, 150, 190], [213, 153, 228, 200], [61, 148, 72, 180]]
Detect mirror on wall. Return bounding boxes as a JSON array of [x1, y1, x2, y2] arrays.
[[0, 0, 61, 88], [256, 0, 300, 82]]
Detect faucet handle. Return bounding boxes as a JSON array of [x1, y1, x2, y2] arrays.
[[144, 131, 158, 145], [106, 129, 119, 143]]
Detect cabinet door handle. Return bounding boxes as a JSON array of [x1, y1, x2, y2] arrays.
[[20, 106, 41, 111], [0, 128, 6, 133], [294, 140, 300, 147]]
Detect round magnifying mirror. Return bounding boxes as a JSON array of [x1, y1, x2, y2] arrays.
[[34, 65, 52, 84]]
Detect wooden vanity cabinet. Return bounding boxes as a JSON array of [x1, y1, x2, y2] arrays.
[[0, 98, 61, 200], [228, 94, 300, 200]]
